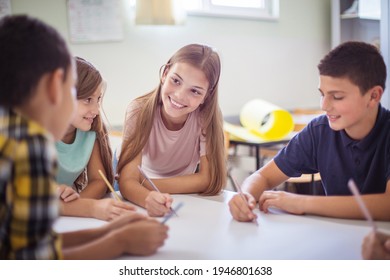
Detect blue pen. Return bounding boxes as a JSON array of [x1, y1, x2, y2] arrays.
[[161, 202, 184, 224]]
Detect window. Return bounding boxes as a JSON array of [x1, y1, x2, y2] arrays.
[[184, 0, 279, 20]]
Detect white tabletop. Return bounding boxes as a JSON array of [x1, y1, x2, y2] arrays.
[[53, 191, 390, 260]]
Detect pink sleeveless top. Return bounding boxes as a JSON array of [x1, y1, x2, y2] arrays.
[[121, 101, 206, 178]]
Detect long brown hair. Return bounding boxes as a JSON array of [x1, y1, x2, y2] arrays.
[[74, 56, 114, 191], [117, 44, 226, 195]]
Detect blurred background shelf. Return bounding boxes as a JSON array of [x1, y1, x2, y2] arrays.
[[331, 0, 389, 109]]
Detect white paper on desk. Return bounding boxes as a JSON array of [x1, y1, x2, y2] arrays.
[[240, 99, 294, 140]]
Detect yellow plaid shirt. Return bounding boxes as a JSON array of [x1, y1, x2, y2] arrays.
[[0, 107, 62, 259]]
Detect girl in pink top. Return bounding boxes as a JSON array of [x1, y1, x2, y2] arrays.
[[117, 44, 227, 217]]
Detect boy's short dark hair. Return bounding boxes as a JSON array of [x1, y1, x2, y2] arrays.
[[318, 41, 387, 94], [0, 15, 71, 107]]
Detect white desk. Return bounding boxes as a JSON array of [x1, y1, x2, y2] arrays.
[[53, 191, 390, 260]]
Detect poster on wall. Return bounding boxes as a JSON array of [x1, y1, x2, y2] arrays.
[[67, 0, 124, 43], [0, 0, 11, 19]]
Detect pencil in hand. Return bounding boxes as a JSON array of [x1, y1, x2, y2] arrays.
[[231, 176, 258, 226], [137, 165, 178, 216], [348, 179, 377, 232], [161, 202, 184, 224], [98, 169, 122, 201]]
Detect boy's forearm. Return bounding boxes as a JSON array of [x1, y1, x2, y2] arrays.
[[302, 193, 390, 221], [243, 172, 270, 202], [62, 229, 123, 260], [61, 224, 108, 248], [244, 160, 289, 201]]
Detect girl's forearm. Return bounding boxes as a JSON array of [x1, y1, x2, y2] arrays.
[[152, 173, 209, 194], [60, 198, 95, 217], [79, 180, 107, 199], [119, 179, 150, 208]]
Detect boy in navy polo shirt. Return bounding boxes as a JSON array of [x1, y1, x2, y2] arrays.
[[229, 41, 390, 222]]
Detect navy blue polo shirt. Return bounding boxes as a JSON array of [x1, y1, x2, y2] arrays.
[[274, 105, 390, 195]]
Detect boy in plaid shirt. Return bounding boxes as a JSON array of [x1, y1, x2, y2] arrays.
[[0, 15, 168, 259]]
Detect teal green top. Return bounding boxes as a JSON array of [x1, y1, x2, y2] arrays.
[[55, 129, 96, 187]]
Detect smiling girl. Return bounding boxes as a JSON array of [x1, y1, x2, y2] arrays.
[[116, 44, 227, 217], [56, 57, 135, 221]]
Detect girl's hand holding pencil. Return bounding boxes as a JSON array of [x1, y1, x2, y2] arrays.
[[138, 166, 178, 217], [98, 169, 121, 201], [97, 169, 137, 221], [145, 191, 174, 217], [93, 198, 137, 221]]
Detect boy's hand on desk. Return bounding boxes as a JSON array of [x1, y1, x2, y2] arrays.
[[259, 190, 304, 215], [94, 198, 137, 221], [228, 193, 257, 222], [57, 184, 79, 202], [116, 219, 169, 256], [145, 191, 173, 217], [362, 231, 390, 260]]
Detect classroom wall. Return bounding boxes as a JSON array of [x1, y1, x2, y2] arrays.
[[10, 0, 331, 126]]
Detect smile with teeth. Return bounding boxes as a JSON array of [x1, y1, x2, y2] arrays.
[[170, 97, 186, 109], [327, 114, 340, 121], [84, 116, 95, 123]]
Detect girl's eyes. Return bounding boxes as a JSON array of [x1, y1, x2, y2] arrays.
[[169, 76, 204, 96], [171, 77, 181, 85], [191, 89, 201, 95], [83, 96, 102, 104]]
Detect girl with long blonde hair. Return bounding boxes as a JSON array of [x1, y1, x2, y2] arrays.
[[117, 44, 227, 217]]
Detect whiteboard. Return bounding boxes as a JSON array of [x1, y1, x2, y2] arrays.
[[67, 0, 124, 43], [0, 0, 11, 19]]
